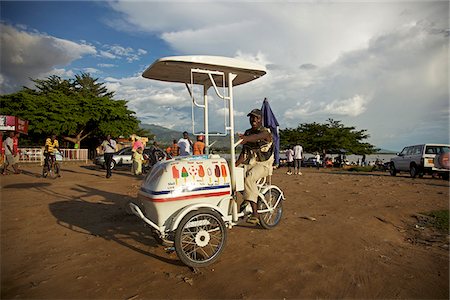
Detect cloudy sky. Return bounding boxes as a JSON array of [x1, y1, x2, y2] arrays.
[[1, 0, 448, 151]]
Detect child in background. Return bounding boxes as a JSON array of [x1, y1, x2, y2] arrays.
[[132, 147, 144, 175]]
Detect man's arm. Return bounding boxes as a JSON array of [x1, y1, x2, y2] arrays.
[[238, 130, 271, 144], [235, 150, 245, 167]]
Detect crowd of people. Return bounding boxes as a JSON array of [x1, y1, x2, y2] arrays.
[[98, 131, 207, 178]]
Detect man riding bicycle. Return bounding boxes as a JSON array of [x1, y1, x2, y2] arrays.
[[44, 134, 61, 177]]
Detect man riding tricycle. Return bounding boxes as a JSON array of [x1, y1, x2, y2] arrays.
[[129, 56, 285, 267]]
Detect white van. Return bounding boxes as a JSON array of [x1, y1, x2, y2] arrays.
[[389, 144, 449, 179]]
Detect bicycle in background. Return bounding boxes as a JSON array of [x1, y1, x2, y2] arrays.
[[42, 150, 62, 178]]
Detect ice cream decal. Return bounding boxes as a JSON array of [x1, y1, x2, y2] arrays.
[[172, 165, 179, 184], [170, 163, 228, 185], [181, 167, 189, 183], [198, 165, 205, 182]]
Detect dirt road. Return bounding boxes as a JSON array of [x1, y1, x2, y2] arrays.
[[1, 163, 448, 299]]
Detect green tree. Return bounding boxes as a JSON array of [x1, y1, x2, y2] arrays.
[[0, 74, 144, 148], [280, 119, 377, 155]]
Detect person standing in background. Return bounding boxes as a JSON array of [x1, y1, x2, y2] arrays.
[[293, 143, 303, 175], [12, 132, 21, 173], [132, 147, 144, 175], [178, 131, 193, 156], [285, 146, 294, 175], [193, 135, 205, 155], [315, 152, 321, 170], [166, 139, 179, 157], [101, 135, 117, 178]]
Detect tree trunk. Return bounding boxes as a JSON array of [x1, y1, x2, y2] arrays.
[[63, 130, 91, 148]]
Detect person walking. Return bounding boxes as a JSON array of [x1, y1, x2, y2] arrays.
[[285, 146, 294, 175], [2, 132, 19, 175], [293, 143, 303, 175], [101, 134, 117, 178], [12, 132, 21, 173], [178, 131, 193, 156], [236, 108, 274, 225]]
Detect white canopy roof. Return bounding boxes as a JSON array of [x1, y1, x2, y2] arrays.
[[142, 55, 266, 87]]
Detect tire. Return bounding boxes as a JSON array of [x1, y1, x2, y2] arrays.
[[258, 188, 283, 229], [174, 208, 227, 268], [389, 163, 397, 176], [410, 164, 418, 178]]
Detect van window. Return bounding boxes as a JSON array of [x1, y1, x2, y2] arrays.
[[400, 147, 408, 155], [413, 146, 422, 155], [425, 145, 450, 154]]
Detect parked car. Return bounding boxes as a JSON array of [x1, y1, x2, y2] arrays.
[[389, 144, 449, 179], [302, 157, 320, 168], [94, 146, 167, 170]]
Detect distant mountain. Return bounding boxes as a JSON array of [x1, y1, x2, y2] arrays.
[[141, 124, 181, 144], [141, 123, 232, 149], [142, 123, 398, 153], [376, 148, 398, 154]]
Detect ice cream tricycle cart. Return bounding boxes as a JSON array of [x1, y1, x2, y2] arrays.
[[129, 56, 285, 267]]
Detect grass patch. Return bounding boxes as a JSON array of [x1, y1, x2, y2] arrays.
[[344, 166, 375, 172], [422, 210, 449, 232]]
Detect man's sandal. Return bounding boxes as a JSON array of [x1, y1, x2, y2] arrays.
[[246, 216, 260, 225]]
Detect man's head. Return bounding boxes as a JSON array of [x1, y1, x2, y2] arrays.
[[183, 131, 189, 139], [9, 131, 14, 137], [106, 134, 111, 141], [197, 135, 204, 141], [51, 134, 57, 141], [173, 139, 177, 144], [247, 109, 262, 129]]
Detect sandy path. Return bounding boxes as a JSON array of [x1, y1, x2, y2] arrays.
[[1, 163, 448, 299]]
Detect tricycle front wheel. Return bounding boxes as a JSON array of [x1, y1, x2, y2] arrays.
[[174, 208, 227, 267], [258, 188, 283, 229]]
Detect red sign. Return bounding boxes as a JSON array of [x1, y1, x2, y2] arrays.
[[0, 116, 29, 134]]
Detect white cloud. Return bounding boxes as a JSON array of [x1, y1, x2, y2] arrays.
[[83, 67, 101, 74], [99, 44, 147, 62], [98, 63, 115, 68], [0, 24, 96, 94], [324, 95, 368, 117]]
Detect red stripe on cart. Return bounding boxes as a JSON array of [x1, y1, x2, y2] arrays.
[[143, 191, 231, 203]]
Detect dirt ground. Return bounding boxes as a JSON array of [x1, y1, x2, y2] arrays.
[[1, 162, 449, 299]]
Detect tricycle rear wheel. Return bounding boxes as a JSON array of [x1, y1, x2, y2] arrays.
[[174, 208, 227, 267]]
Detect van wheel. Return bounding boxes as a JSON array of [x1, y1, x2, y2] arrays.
[[389, 163, 397, 176], [410, 165, 418, 178]]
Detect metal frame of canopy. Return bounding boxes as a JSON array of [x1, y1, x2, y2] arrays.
[[142, 55, 267, 188]]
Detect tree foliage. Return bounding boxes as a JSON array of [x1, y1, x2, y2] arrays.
[[280, 119, 377, 155], [0, 73, 146, 147]]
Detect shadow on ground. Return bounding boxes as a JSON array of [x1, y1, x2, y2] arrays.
[[48, 184, 182, 266]]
